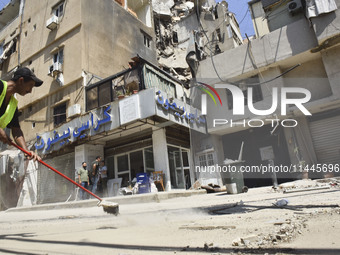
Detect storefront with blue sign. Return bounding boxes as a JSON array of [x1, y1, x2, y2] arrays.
[[35, 84, 205, 202]]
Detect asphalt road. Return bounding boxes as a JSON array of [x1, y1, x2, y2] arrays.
[[0, 185, 339, 255]]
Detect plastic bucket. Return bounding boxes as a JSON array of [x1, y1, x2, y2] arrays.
[[226, 183, 237, 194]]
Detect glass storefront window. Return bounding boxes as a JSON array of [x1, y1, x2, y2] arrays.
[[144, 147, 154, 170], [120, 173, 130, 187], [114, 147, 154, 187], [117, 155, 129, 172], [106, 156, 115, 179], [130, 150, 144, 180], [182, 151, 189, 167]]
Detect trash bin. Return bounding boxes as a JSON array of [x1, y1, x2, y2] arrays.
[[221, 160, 245, 194], [136, 173, 151, 194]]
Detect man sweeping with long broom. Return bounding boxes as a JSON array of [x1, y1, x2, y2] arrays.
[[0, 67, 42, 160], [0, 67, 119, 214]]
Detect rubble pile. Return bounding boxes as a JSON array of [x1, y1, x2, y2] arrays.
[[152, 0, 218, 85], [232, 215, 308, 248], [152, 0, 196, 84], [274, 179, 338, 193]]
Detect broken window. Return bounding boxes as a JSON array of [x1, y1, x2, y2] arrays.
[[49, 48, 63, 76], [53, 2, 64, 18], [143, 64, 176, 99], [173, 31, 178, 44], [53, 48, 63, 65], [53, 102, 67, 127], [227, 75, 263, 110], [0, 39, 17, 64], [141, 30, 152, 48]]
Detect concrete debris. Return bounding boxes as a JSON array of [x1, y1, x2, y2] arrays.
[[231, 214, 313, 248], [283, 185, 331, 194], [153, 0, 234, 85], [223, 158, 238, 164], [231, 237, 242, 247], [190, 180, 201, 190], [152, 0, 174, 17], [179, 225, 236, 230], [275, 179, 337, 193]]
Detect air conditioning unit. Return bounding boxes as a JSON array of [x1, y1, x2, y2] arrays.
[[46, 15, 58, 30], [287, 0, 303, 15], [48, 62, 62, 76], [67, 104, 81, 118]]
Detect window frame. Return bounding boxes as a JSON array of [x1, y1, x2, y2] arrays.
[[53, 102, 67, 127], [53, 48, 64, 65], [53, 1, 65, 18], [197, 150, 215, 167]]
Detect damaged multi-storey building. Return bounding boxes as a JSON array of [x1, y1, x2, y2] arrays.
[[192, 0, 340, 188], [152, 0, 243, 84], [0, 0, 240, 209]]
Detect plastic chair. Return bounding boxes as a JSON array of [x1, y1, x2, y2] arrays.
[[151, 171, 165, 191]]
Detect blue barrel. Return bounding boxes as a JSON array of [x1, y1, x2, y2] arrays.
[[136, 173, 151, 194]]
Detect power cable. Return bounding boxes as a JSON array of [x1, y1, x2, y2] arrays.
[[238, 8, 249, 25], [194, 0, 301, 86]]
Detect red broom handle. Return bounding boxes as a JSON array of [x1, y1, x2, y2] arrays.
[[11, 142, 102, 201]]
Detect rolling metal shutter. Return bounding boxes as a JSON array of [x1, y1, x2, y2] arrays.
[[309, 114, 340, 164]]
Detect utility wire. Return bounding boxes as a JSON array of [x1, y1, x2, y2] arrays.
[[194, 0, 301, 86], [238, 8, 249, 25]]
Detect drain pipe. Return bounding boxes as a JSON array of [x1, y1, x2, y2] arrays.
[[18, 0, 25, 67]]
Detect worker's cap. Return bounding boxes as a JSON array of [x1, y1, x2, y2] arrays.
[[13, 67, 43, 87]]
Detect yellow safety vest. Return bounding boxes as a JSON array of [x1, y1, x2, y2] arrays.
[[0, 80, 18, 129]]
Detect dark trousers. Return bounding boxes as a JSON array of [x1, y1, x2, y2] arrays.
[[80, 181, 89, 200]]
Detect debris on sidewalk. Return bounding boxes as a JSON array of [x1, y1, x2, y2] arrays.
[[274, 199, 289, 207], [179, 225, 236, 231], [283, 185, 331, 194], [232, 215, 308, 248], [190, 180, 202, 190], [275, 179, 335, 193], [201, 183, 227, 193]]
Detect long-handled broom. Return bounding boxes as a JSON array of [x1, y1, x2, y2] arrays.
[[11, 142, 119, 215]]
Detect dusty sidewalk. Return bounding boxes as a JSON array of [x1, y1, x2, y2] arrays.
[[0, 183, 339, 255]]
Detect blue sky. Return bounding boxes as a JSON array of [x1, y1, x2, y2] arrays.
[[216, 0, 255, 38], [0, 0, 9, 11]]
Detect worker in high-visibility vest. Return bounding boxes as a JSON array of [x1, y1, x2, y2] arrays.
[[0, 67, 43, 161]]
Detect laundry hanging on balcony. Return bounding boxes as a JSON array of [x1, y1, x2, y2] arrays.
[[0, 40, 14, 63], [306, 0, 338, 18]]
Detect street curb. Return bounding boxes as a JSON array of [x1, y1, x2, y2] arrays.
[[5, 189, 207, 213]]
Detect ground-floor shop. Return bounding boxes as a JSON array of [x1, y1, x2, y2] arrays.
[[191, 109, 340, 189], [30, 87, 205, 204]]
